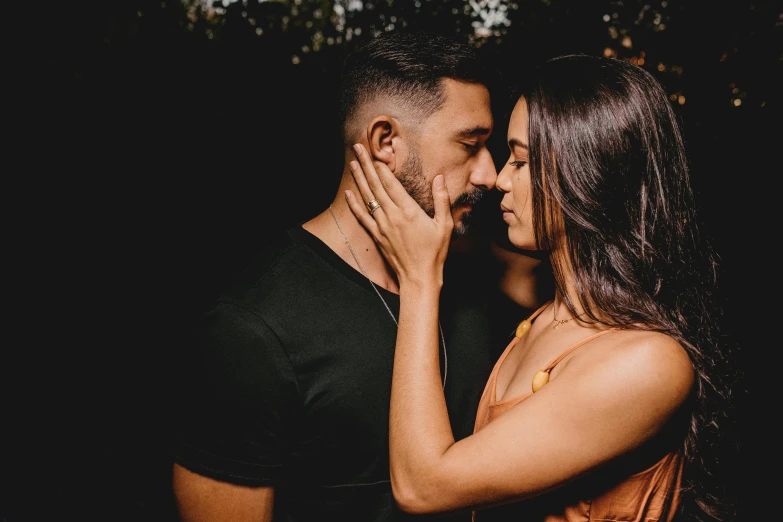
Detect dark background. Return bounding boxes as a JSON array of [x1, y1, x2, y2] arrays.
[[6, 0, 778, 520]]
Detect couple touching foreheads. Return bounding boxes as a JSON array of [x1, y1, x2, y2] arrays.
[[172, 31, 740, 522]]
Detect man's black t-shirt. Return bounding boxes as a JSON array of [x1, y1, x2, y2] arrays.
[[173, 226, 495, 521]]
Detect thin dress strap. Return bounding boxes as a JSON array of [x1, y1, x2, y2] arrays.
[[517, 300, 620, 372], [541, 327, 620, 372], [517, 300, 622, 393]]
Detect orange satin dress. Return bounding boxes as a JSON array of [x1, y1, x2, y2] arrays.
[[472, 302, 684, 522]]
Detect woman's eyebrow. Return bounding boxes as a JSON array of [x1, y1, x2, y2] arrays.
[[508, 138, 529, 151]]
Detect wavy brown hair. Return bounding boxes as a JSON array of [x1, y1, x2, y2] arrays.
[[521, 54, 742, 521]]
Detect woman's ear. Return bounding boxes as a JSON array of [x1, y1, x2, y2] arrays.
[[366, 115, 398, 172]]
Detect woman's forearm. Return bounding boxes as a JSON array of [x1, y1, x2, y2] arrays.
[[389, 281, 456, 511]]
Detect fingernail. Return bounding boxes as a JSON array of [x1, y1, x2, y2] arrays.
[[349, 161, 359, 171], [434, 175, 445, 189], [353, 144, 363, 155]]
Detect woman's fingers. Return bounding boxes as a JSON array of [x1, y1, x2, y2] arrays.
[[431, 175, 453, 231], [347, 147, 381, 215], [352, 144, 408, 211], [348, 143, 450, 239], [345, 186, 379, 236]]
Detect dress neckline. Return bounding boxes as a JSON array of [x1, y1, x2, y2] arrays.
[[491, 301, 620, 405]]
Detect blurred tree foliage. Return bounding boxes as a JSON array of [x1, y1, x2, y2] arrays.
[[42, 0, 774, 283], [42, 0, 778, 216], [43, 0, 778, 215]]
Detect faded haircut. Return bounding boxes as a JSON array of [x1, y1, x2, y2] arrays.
[[338, 31, 496, 145]]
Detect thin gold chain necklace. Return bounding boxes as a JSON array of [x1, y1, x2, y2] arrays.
[[329, 206, 447, 389], [551, 299, 588, 330]]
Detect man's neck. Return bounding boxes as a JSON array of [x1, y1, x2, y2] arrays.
[[304, 202, 400, 294]]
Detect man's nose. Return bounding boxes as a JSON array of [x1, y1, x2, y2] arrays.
[[472, 149, 498, 190]]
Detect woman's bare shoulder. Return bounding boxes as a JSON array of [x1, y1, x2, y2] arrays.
[[569, 328, 695, 410]]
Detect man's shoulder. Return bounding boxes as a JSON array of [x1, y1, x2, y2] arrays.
[[212, 225, 346, 312], [219, 226, 318, 296]]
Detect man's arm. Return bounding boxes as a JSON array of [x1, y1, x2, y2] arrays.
[[172, 303, 297, 521], [172, 463, 274, 522]]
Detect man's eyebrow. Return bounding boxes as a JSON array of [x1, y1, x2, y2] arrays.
[[457, 126, 492, 138], [508, 138, 529, 150]]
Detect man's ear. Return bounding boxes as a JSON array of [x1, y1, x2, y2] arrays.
[[366, 115, 398, 172]]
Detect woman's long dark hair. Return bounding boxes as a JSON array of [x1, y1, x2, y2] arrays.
[[523, 54, 742, 521]]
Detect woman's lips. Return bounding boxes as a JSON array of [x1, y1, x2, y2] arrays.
[[500, 206, 514, 223]]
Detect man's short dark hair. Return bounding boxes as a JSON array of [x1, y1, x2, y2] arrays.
[[338, 31, 496, 143]]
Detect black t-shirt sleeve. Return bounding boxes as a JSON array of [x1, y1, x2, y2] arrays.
[[171, 300, 299, 487]]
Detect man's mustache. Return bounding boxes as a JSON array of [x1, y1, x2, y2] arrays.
[[452, 189, 484, 207]]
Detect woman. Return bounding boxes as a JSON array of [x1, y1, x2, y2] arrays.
[[345, 54, 740, 521]]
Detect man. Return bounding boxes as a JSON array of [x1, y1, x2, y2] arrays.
[[171, 31, 499, 521]]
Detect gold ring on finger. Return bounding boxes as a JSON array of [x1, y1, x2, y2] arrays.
[[367, 199, 381, 214]]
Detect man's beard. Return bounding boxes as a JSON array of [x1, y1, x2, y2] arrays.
[[396, 148, 484, 237]]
